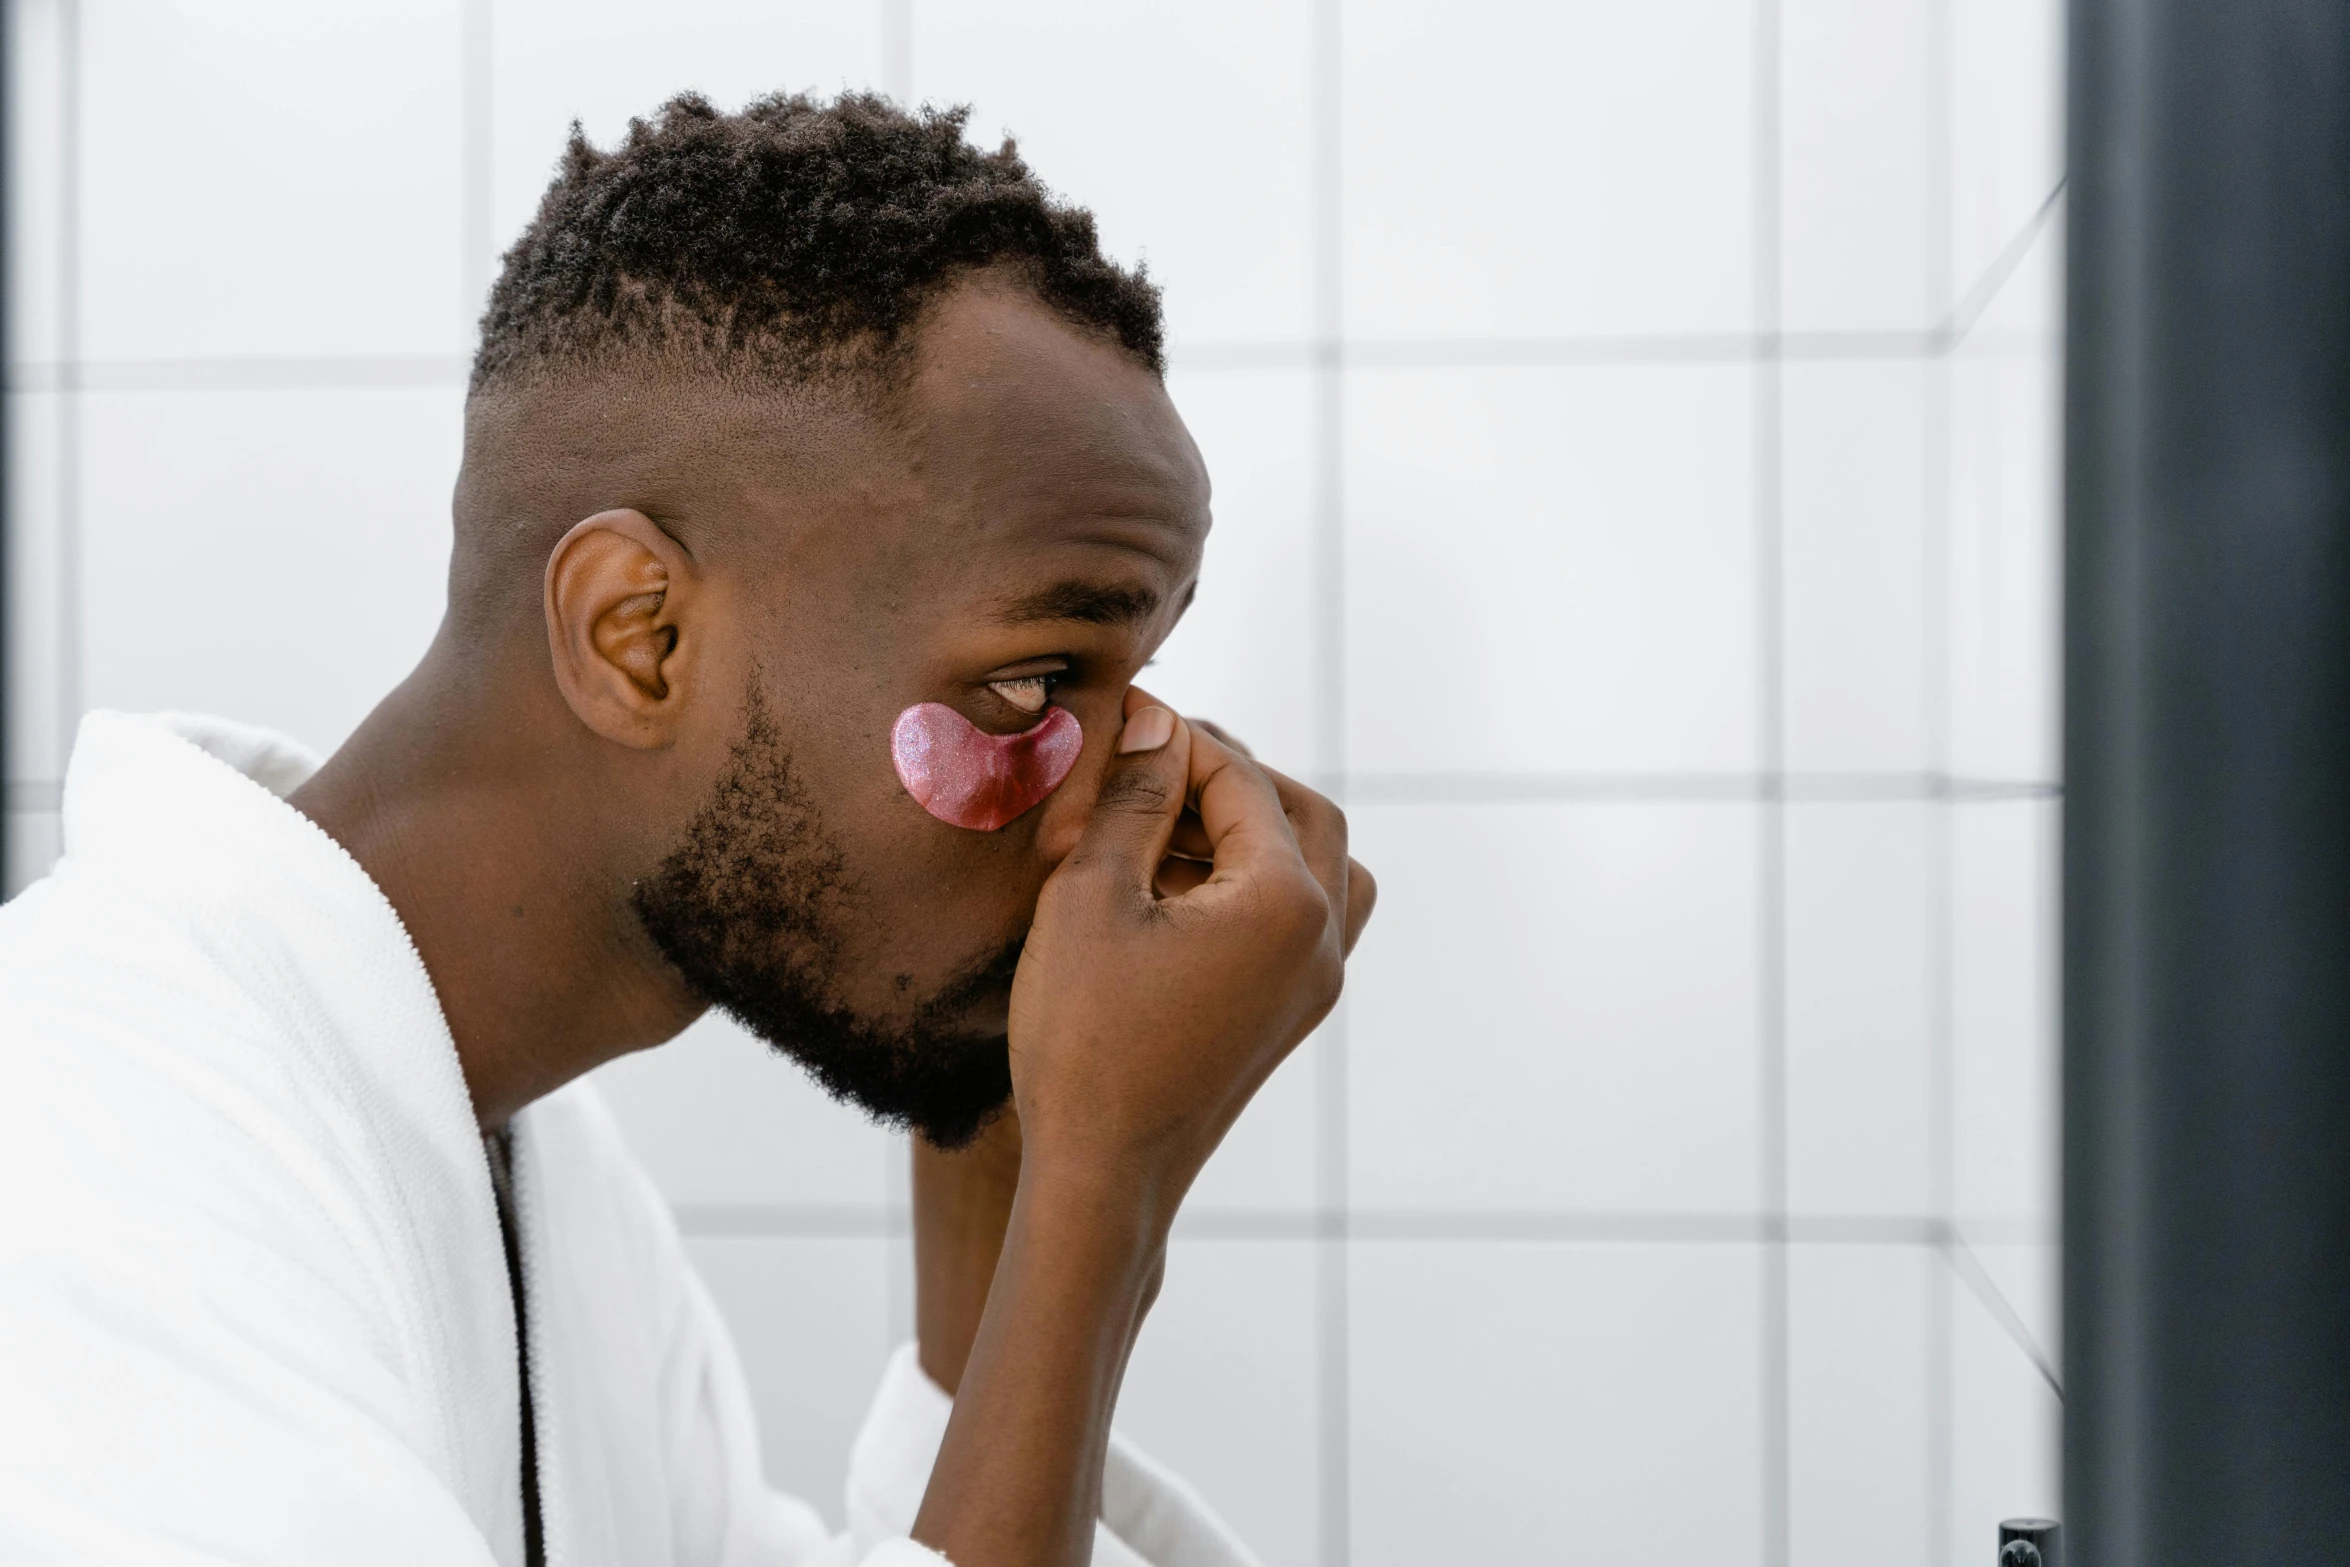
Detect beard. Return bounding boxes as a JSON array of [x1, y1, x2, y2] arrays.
[[630, 683, 1017, 1149]]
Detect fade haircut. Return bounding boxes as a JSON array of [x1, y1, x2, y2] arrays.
[[471, 90, 1164, 393]]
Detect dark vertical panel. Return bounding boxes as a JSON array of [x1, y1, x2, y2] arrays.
[[2066, 0, 2350, 1561]]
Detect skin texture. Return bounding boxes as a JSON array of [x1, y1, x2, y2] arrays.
[[291, 275, 1375, 1566], [892, 701, 1085, 832]]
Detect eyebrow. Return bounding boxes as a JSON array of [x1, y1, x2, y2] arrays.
[[992, 578, 1164, 626]]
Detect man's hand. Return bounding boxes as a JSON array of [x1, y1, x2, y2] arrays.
[[911, 691, 1373, 1565], [1010, 692, 1365, 1217]]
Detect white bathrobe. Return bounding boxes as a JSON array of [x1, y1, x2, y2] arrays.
[[0, 711, 1258, 1567]]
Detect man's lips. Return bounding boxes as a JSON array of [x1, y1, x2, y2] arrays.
[[891, 702, 1083, 831]]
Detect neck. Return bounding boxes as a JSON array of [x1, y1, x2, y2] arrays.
[[290, 639, 705, 1130]]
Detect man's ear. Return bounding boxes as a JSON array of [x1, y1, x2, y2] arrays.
[[544, 508, 699, 749]]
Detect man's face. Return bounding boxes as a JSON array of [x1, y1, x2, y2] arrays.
[[632, 281, 1209, 1145]]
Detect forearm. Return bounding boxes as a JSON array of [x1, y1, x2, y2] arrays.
[[910, 1166, 1166, 1567], [909, 703, 1367, 1564]]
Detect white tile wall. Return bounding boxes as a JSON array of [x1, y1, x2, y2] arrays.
[[1118, 1239, 1322, 1567], [1342, 0, 1755, 340], [1949, 342, 2061, 784], [3, 810, 60, 898], [1951, 799, 2059, 1231], [1351, 1241, 1766, 1566], [1145, 366, 1319, 779], [915, 0, 1317, 350], [1787, 1244, 1935, 1567], [7, 0, 70, 370], [6, 3, 2069, 1562], [1950, 1263, 2062, 1564], [1950, 0, 2065, 312], [1779, 0, 1936, 334], [1780, 359, 1932, 773], [589, 1013, 900, 1211], [686, 1235, 896, 1521], [1345, 364, 1757, 777], [77, 387, 460, 755], [78, 0, 471, 363], [1966, 206, 2063, 344], [1964, 1239, 2059, 1374], [1182, 1031, 1320, 1216], [1348, 800, 1761, 1214], [1783, 801, 1934, 1217], [5, 392, 64, 784]]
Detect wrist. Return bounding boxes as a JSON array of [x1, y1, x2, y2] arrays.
[[1013, 1141, 1182, 1257], [978, 1154, 1170, 1359]]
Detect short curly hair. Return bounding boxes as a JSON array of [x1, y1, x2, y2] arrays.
[[471, 90, 1164, 393]]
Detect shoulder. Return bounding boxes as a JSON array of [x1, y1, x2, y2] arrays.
[[0, 865, 345, 1218], [0, 877, 496, 1562], [1, 859, 369, 1203], [0, 861, 432, 1397]]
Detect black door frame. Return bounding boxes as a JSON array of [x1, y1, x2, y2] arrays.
[[2066, 0, 2350, 1558]]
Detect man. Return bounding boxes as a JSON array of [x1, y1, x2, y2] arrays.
[[0, 92, 1372, 1567]]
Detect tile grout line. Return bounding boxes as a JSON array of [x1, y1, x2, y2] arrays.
[[8, 356, 474, 391], [2, 771, 2069, 811], [459, 0, 494, 336], [1, 0, 11, 878], [1927, 387, 1962, 1557], [1307, 0, 1346, 1559], [1925, 2, 1958, 1559], [1752, 3, 1789, 1564], [881, 0, 911, 105], [1927, 764, 2074, 1402], [53, 0, 79, 779], [1, 0, 12, 883], [1942, 178, 2067, 352], [1344, 772, 2062, 804], [1937, 1230, 2062, 1400], [3, 330, 2066, 393], [671, 1205, 2060, 1243]]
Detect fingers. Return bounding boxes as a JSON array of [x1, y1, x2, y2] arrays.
[[1152, 855, 1213, 899], [1061, 697, 1196, 897], [1245, 760, 1355, 939], [1190, 717, 1255, 758], [1125, 694, 1274, 867], [1167, 813, 1215, 862], [1178, 722, 1307, 885], [1112, 696, 1375, 955]]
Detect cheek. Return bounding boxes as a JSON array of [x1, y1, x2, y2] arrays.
[[891, 703, 1084, 832]]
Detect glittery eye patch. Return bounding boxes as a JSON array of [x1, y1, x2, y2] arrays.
[[891, 702, 1083, 831]]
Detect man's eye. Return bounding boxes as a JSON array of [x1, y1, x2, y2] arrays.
[[986, 675, 1054, 714]]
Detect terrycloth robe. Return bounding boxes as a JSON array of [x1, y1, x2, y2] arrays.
[[0, 711, 1259, 1567]]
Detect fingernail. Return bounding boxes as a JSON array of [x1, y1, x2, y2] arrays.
[[1118, 706, 1176, 754]]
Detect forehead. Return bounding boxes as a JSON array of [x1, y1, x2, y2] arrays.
[[888, 281, 1209, 595]]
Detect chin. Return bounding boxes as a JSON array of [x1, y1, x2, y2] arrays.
[[861, 961, 1013, 1041]]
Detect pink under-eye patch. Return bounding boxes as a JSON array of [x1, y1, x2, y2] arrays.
[[891, 702, 1083, 831]]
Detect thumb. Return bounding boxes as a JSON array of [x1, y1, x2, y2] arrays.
[[1065, 701, 1190, 892]]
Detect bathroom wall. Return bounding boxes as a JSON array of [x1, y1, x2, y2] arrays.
[[4, 2, 2065, 1561]]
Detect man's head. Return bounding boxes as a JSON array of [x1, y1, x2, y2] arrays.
[[451, 92, 1209, 1146]]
